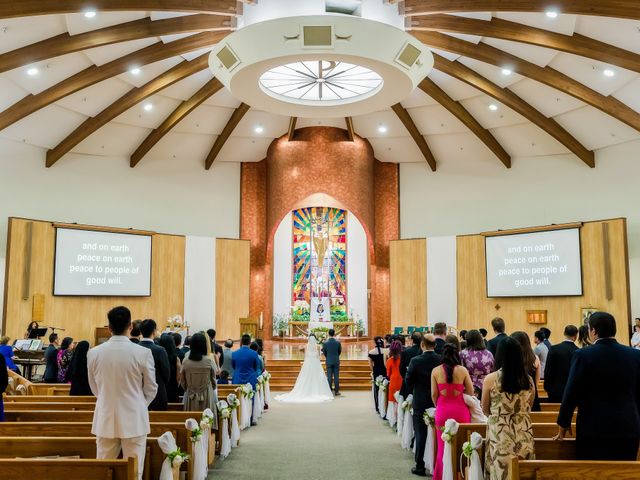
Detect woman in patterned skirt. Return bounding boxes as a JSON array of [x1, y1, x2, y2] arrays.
[[481, 336, 535, 479]]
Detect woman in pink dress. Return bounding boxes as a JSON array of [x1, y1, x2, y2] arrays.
[[431, 343, 474, 480]]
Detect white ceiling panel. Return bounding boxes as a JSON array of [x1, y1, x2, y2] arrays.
[[0, 15, 68, 54], [55, 78, 133, 117], [172, 104, 234, 135], [117, 57, 184, 87], [204, 87, 243, 108], [489, 123, 571, 158], [554, 106, 640, 151], [4, 52, 94, 95], [232, 109, 289, 138], [217, 137, 273, 162], [0, 76, 29, 110], [481, 38, 559, 67], [181, 47, 215, 61], [613, 77, 640, 114], [65, 12, 147, 35], [367, 136, 424, 163], [352, 109, 409, 138], [295, 118, 349, 129], [548, 52, 637, 96], [430, 48, 461, 62], [161, 32, 199, 44], [507, 78, 585, 118], [574, 16, 640, 54], [459, 95, 528, 129], [406, 104, 468, 135], [399, 87, 438, 108], [442, 31, 482, 44], [427, 70, 482, 101], [72, 122, 150, 157], [161, 70, 215, 100], [150, 12, 194, 21], [449, 12, 492, 21], [426, 131, 506, 169], [0, 104, 87, 149], [494, 12, 577, 35], [83, 38, 158, 66], [140, 130, 213, 166], [114, 94, 182, 129], [457, 57, 524, 88]]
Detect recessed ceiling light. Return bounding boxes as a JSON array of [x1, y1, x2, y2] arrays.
[[143, 103, 153, 112], [26, 67, 39, 76], [603, 69, 615, 77], [545, 9, 559, 18], [84, 10, 97, 18], [489, 104, 498, 111], [254, 125, 264, 134], [377, 125, 388, 134], [130, 67, 141, 75], [501, 68, 512, 76]]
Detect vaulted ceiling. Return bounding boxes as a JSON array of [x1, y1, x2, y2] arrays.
[[1, 0, 639, 170]]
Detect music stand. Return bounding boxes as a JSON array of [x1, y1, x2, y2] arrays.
[[28, 327, 48, 339]]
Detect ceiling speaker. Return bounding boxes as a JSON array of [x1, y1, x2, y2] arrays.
[[217, 45, 240, 71], [395, 42, 421, 69], [303, 25, 334, 48]]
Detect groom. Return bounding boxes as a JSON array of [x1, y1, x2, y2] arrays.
[[322, 329, 342, 396]]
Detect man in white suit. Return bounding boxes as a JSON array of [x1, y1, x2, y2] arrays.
[[88, 306, 157, 480]]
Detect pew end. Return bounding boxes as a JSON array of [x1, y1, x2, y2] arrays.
[[510, 458, 640, 479], [0, 458, 136, 480]]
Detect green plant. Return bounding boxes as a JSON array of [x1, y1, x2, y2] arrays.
[[356, 319, 365, 333], [272, 314, 289, 334]]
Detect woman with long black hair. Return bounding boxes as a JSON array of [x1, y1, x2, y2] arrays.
[[368, 336, 387, 413], [481, 336, 534, 479], [159, 334, 181, 403], [68, 341, 92, 396], [511, 331, 541, 411]]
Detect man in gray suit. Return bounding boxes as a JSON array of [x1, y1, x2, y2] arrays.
[[322, 329, 342, 396], [221, 339, 234, 379]]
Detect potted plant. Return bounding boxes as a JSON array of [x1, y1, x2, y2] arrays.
[[356, 319, 365, 337], [272, 314, 289, 337]]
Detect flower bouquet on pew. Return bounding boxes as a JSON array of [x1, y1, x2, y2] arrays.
[[440, 419, 459, 480], [227, 393, 241, 447], [422, 408, 436, 474], [216, 401, 232, 459], [462, 432, 484, 480], [262, 370, 272, 406]]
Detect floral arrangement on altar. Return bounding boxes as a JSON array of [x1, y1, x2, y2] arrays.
[[241, 383, 255, 400], [374, 375, 389, 391], [226, 393, 240, 410], [167, 314, 187, 331], [310, 326, 330, 344], [423, 407, 436, 427]]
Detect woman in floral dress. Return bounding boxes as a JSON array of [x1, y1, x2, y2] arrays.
[[481, 336, 535, 480], [460, 329, 494, 398]]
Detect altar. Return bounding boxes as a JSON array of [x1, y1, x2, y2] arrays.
[[288, 321, 356, 337]]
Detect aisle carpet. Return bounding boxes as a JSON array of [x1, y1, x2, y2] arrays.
[[208, 391, 417, 480]]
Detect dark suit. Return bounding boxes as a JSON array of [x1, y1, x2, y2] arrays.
[[43, 344, 59, 383], [405, 351, 443, 471], [139, 339, 170, 410], [399, 344, 421, 397], [557, 338, 640, 460], [210, 340, 224, 368], [487, 332, 507, 357], [544, 340, 578, 402], [434, 338, 445, 356], [322, 338, 342, 392]]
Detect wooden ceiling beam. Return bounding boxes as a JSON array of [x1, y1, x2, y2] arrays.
[[409, 14, 640, 75], [0, 0, 237, 19], [130, 77, 223, 168], [0, 14, 232, 74], [402, 1, 640, 21], [432, 53, 595, 167], [412, 31, 640, 132], [205, 103, 250, 170], [0, 30, 227, 132], [418, 77, 511, 168], [345, 117, 355, 141], [390, 103, 437, 171], [287, 117, 297, 141], [46, 54, 209, 167]]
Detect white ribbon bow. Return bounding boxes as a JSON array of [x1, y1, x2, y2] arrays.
[[157, 431, 181, 480]]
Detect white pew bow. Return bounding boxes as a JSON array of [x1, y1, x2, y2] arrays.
[[462, 432, 484, 480], [441, 418, 459, 480], [216, 401, 232, 459], [423, 407, 436, 474], [401, 395, 414, 450], [157, 431, 188, 480], [395, 392, 405, 437]]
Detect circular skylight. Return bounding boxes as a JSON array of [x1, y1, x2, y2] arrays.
[[259, 60, 383, 103]]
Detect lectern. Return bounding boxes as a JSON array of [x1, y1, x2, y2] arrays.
[[239, 318, 258, 339]]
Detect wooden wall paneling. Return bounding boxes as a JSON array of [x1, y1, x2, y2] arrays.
[[456, 219, 630, 344], [3, 218, 185, 343], [215, 238, 250, 340], [390, 239, 427, 329]]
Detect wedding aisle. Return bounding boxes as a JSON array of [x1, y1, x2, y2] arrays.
[[209, 391, 416, 480]]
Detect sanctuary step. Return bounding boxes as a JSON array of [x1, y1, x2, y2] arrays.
[[266, 359, 372, 391]]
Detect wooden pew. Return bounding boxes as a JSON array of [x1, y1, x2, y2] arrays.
[[510, 459, 640, 480], [0, 458, 136, 480], [4, 410, 205, 423], [2, 400, 185, 411], [539, 403, 561, 412]]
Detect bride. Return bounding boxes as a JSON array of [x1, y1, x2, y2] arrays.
[[276, 334, 334, 403]]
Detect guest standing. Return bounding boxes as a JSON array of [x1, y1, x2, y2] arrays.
[[431, 344, 473, 480], [487, 317, 507, 357], [368, 337, 387, 413], [556, 312, 640, 460], [631, 325, 640, 350], [250, 342, 264, 375], [206, 329, 224, 369], [180, 336, 191, 358], [433, 323, 447, 355], [482, 337, 534, 479], [43, 333, 60, 383], [180, 333, 217, 414], [57, 337, 75, 383], [511, 331, 541, 411], [139, 320, 170, 411], [0, 336, 19, 373], [533, 330, 549, 379], [68, 340, 92, 396], [577, 325, 592, 348], [24, 321, 39, 339], [88, 306, 158, 480], [0, 355, 7, 421], [544, 325, 578, 403], [405, 334, 442, 477], [172, 333, 185, 362], [459, 329, 494, 398], [540, 327, 552, 349], [399, 332, 422, 397], [232, 334, 260, 426], [221, 340, 235, 379], [386, 340, 403, 413], [129, 320, 142, 344], [159, 334, 181, 403]]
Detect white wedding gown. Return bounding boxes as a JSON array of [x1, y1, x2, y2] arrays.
[[275, 336, 334, 404]]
